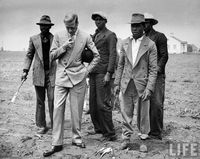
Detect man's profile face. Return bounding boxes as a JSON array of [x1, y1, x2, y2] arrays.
[[94, 16, 106, 30], [65, 22, 78, 36], [144, 21, 151, 32], [40, 25, 51, 35], [131, 23, 144, 39]]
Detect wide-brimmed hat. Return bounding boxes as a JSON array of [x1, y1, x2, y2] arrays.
[[63, 13, 78, 26], [128, 13, 145, 24], [144, 13, 158, 25], [36, 15, 54, 26], [91, 11, 107, 21]]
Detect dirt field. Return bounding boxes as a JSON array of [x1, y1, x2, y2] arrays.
[[0, 51, 200, 159]]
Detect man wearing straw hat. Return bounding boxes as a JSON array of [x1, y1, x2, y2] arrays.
[[21, 15, 56, 134], [43, 12, 100, 157], [144, 13, 168, 140], [114, 13, 157, 149]]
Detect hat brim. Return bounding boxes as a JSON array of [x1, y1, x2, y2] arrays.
[[36, 23, 54, 26], [128, 21, 146, 24], [91, 14, 107, 21], [145, 18, 158, 25]]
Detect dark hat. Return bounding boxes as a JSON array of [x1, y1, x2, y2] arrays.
[[81, 46, 94, 63], [91, 11, 107, 21], [144, 13, 158, 25], [128, 13, 145, 24], [36, 15, 54, 26]]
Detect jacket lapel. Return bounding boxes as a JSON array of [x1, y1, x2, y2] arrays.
[[125, 37, 133, 66], [133, 36, 149, 68], [65, 30, 84, 68], [34, 34, 43, 66], [49, 33, 54, 66]]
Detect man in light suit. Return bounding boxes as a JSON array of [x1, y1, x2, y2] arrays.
[[114, 13, 157, 149], [43, 13, 100, 157], [21, 15, 56, 134]]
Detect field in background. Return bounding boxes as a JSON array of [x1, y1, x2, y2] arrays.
[[0, 51, 200, 158]]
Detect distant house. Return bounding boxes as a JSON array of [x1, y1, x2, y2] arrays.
[[167, 34, 187, 54], [187, 44, 199, 53]]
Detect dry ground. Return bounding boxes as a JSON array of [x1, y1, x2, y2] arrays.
[[0, 51, 200, 159]]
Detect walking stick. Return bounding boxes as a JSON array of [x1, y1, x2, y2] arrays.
[[11, 79, 26, 103]]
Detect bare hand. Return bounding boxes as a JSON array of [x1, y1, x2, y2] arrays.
[[21, 72, 28, 81], [141, 89, 152, 101], [103, 72, 111, 86], [62, 39, 74, 50], [114, 86, 120, 96]]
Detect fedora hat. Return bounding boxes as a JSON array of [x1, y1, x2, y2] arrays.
[[144, 13, 158, 25], [63, 13, 78, 26], [128, 13, 145, 24], [91, 11, 107, 21], [36, 15, 54, 26]]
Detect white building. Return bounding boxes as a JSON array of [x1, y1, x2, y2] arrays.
[[167, 35, 187, 54]]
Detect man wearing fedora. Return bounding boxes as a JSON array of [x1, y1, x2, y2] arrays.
[[88, 11, 117, 141], [144, 13, 168, 140], [114, 13, 157, 149], [43, 13, 100, 157], [21, 15, 56, 134]]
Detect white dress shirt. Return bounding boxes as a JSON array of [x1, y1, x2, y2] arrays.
[[131, 35, 144, 65]]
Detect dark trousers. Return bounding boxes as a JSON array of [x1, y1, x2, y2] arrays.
[[149, 74, 165, 137], [89, 74, 115, 136], [35, 71, 54, 128]]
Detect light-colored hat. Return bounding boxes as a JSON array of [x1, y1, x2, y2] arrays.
[[63, 13, 78, 26], [91, 11, 107, 21], [128, 13, 145, 24], [144, 13, 158, 25], [36, 15, 54, 26]]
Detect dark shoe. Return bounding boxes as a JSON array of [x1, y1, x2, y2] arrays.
[[72, 142, 86, 148], [101, 134, 117, 141], [37, 127, 48, 134], [149, 134, 162, 140], [43, 145, 63, 157], [87, 130, 102, 135]]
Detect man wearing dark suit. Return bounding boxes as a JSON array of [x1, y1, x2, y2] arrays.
[[114, 13, 157, 149], [89, 12, 117, 141], [21, 15, 56, 134], [43, 13, 100, 157], [144, 13, 168, 140]]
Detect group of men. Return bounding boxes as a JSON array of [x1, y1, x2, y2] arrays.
[[21, 11, 168, 157]]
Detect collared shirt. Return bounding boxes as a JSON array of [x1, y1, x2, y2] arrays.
[[130, 35, 144, 65]]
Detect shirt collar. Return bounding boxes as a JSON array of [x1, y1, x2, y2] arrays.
[[130, 35, 144, 42]]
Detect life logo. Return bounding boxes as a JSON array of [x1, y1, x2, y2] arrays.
[[169, 142, 199, 157]]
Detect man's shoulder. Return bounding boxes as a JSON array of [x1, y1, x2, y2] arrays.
[[105, 29, 116, 37], [30, 34, 40, 42], [153, 30, 167, 40]]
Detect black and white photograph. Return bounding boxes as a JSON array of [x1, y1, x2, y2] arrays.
[[0, 0, 200, 158]]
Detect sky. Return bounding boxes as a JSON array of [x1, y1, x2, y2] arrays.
[[0, 0, 200, 51]]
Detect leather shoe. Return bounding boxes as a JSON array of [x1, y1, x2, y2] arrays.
[[72, 142, 86, 148], [37, 127, 48, 134], [149, 134, 162, 140], [43, 145, 63, 157]]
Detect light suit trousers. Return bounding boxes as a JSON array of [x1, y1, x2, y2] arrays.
[[52, 79, 87, 146], [120, 80, 150, 140]]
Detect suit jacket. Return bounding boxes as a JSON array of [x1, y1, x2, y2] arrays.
[[146, 29, 168, 75], [23, 33, 56, 87], [50, 29, 100, 87], [114, 35, 157, 95], [91, 27, 117, 74]]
